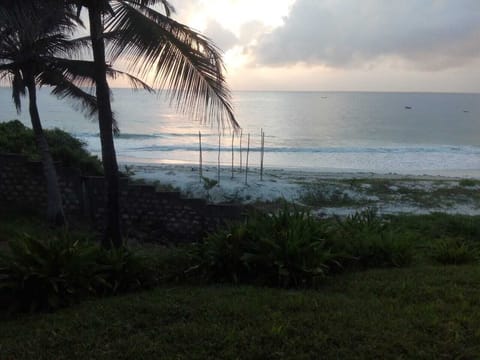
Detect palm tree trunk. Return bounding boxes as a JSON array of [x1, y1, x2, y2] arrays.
[[87, 3, 122, 248], [25, 73, 66, 226]]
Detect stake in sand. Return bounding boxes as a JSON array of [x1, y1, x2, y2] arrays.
[[260, 129, 265, 181], [231, 132, 235, 179], [239, 129, 243, 172], [245, 133, 250, 185], [199, 131, 203, 181], [218, 133, 221, 184]]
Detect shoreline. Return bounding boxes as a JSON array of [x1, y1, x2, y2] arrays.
[[124, 162, 480, 216]]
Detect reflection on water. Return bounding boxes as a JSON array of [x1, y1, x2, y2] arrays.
[[1, 88, 480, 175]]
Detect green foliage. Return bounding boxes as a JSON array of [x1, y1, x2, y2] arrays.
[[95, 247, 156, 294], [388, 213, 480, 244], [459, 178, 478, 187], [0, 120, 103, 175], [0, 235, 100, 312], [300, 185, 359, 207], [0, 235, 155, 313], [190, 208, 419, 288], [0, 119, 37, 155], [244, 209, 338, 287], [430, 238, 479, 265], [331, 209, 414, 268], [189, 207, 340, 287], [202, 176, 218, 190], [189, 223, 252, 284]]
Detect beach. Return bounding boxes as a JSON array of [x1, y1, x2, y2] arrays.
[[127, 163, 480, 216]]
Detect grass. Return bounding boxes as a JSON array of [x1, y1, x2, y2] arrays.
[[1, 265, 480, 359], [1, 210, 480, 358]]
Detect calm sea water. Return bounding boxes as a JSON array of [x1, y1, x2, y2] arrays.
[[1, 88, 480, 176]]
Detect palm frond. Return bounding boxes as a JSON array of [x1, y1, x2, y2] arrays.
[[105, 1, 238, 129], [123, 0, 175, 16], [106, 67, 155, 92], [37, 66, 98, 118], [45, 57, 154, 92], [11, 70, 26, 112], [37, 65, 120, 134]]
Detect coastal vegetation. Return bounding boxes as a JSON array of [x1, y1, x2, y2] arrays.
[[1, 0, 238, 247], [0, 3, 97, 226], [59, 0, 238, 248], [0, 120, 103, 175], [1, 209, 480, 358], [1, 3, 479, 359]]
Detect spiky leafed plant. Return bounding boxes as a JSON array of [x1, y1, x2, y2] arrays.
[[0, 1, 152, 226], [60, 0, 239, 248]]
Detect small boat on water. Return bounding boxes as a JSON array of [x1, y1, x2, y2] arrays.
[[405, 106, 412, 110]]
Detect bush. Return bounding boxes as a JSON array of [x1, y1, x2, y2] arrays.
[[95, 247, 156, 294], [189, 222, 252, 284], [0, 120, 103, 175], [0, 235, 156, 313], [430, 238, 479, 265], [189, 207, 341, 287], [330, 209, 414, 268], [0, 235, 100, 312], [188, 208, 417, 288]]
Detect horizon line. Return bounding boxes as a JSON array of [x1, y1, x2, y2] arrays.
[[0, 85, 479, 95]]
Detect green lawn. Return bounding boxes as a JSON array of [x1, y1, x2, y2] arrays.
[[2, 265, 480, 359]]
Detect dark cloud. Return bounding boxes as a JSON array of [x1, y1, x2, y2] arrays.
[[252, 0, 480, 70]]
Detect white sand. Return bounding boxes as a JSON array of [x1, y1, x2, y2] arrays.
[[125, 163, 480, 216]]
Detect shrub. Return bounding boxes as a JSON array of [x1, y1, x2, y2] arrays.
[[430, 238, 479, 265], [0, 235, 157, 313], [95, 247, 156, 294], [0, 120, 103, 175], [330, 209, 414, 268], [188, 222, 252, 284], [459, 179, 478, 187], [0, 235, 100, 312], [189, 207, 340, 287]]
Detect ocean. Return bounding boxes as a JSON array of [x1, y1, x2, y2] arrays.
[[1, 88, 480, 176]]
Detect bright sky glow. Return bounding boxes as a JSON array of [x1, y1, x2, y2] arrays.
[[176, 0, 294, 35], [114, 0, 480, 93]]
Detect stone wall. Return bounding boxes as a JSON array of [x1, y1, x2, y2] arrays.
[[0, 154, 243, 244]]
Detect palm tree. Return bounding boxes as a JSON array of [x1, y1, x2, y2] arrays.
[[0, 1, 152, 226], [64, 0, 239, 248]]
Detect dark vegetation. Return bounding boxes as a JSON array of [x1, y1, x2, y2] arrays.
[[1, 208, 479, 313], [1, 206, 480, 357], [0, 120, 103, 175]]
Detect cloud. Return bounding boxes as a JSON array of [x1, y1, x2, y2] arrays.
[[238, 21, 268, 45], [203, 20, 238, 50], [252, 0, 480, 70]]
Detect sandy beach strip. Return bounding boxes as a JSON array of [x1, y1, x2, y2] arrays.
[[124, 163, 480, 216]]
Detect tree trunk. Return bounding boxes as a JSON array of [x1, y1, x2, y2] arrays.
[[87, 3, 122, 248], [25, 74, 66, 226]]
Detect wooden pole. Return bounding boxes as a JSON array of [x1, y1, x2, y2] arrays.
[[231, 132, 235, 179], [199, 131, 203, 181], [260, 129, 265, 181], [245, 133, 250, 185], [217, 133, 221, 184], [239, 129, 243, 172]]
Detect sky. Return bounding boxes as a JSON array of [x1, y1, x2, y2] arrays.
[[159, 0, 480, 93], [1, 1, 479, 93]]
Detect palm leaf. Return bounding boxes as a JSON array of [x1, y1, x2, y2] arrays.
[[105, 1, 238, 129]]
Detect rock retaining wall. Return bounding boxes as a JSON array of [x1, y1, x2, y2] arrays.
[[0, 154, 243, 243]]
